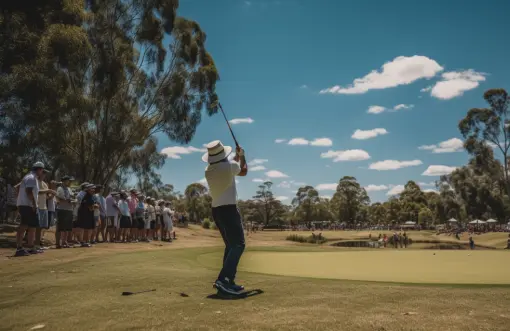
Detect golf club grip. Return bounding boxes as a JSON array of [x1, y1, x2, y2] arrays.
[[218, 103, 239, 147]]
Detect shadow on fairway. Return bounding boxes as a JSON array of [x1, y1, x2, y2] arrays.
[[206, 289, 264, 300]]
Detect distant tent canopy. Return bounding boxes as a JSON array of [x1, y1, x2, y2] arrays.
[[447, 218, 457, 223], [469, 220, 486, 224], [486, 219, 498, 223], [404, 221, 416, 225]]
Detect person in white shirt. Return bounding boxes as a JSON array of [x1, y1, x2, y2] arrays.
[[36, 172, 55, 250], [118, 192, 131, 242], [203, 140, 248, 295], [162, 201, 174, 242], [55, 175, 75, 248], [15, 162, 46, 256], [146, 198, 156, 241], [105, 191, 121, 242]]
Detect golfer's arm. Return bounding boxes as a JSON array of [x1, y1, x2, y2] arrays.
[[238, 155, 248, 176]]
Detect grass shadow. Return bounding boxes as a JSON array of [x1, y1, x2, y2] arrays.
[[206, 289, 264, 300]]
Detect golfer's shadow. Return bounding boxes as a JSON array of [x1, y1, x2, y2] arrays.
[[206, 289, 264, 300]]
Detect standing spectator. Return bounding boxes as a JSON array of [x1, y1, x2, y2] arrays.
[[469, 236, 475, 250], [118, 192, 131, 242], [95, 185, 107, 243], [162, 201, 174, 242], [15, 162, 45, 256], [47, 181, 57, 229], [155, 200, 163, 240], [135, 195, 146, 242], [77, 184, 97, 247], [56, 176, 74, 249], [36, 171, 53, 250], [105, 191, 120, 242], [127, 189, 138, 241]]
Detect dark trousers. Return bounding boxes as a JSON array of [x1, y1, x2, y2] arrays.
[[212, 204, 245, 282]]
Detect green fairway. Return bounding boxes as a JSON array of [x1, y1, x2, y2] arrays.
[[1, 229, 510, 331], [199, 250, 510, 285]]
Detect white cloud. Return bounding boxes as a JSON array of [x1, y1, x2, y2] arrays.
[[419, 138, 464, 153], [387, 185, 405, 196], [320, 55, 443, 95], [161, 146, 206, 159], [316, 183, 337, 191], [364, 184, 389, 192], [310, 138, 333, 147], [367, 105, 386, 114], [430, 70, 486, 100], [321, 149, 371, 162], [367, 104, 414, 115], [244, 1, 251, 5], [252, 178, 265, 183], [249, 159, 268, 166], [275, 196, 289, 201], [418, 181, 435, 187], [288, 138, 309, 145], [287, 137, 333, 146], [320, 195, 332, 199], [250, 165, 266, 172], [352, 128, 388, 140], [369, 160, 423, 171], [265, 170, 289, 178], [420, 86, 432, 92], [300, 85, 308, 89], [275, 139, 287, 144], [393, 104, 414, 111], [198, 178, 208, 186], [422, 165, 457, 176], [278, 180, 306, 189], [229, 118, 254, 125]]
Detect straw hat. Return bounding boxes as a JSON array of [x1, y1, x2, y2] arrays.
[[202, 140, 232, 163]]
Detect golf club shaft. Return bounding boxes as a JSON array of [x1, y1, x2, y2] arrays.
[[218, 102, 239, 148]]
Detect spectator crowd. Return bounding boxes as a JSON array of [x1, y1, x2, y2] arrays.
[[8, 162, 180, 257]]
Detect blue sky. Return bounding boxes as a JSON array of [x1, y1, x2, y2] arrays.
[[155, 0, 510, 203]]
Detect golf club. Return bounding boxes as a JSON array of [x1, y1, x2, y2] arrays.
[[121, 289, 156, 296], [218, 102, 239, 148]]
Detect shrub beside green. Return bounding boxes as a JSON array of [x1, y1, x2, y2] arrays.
[[286, 234, 327, 244]]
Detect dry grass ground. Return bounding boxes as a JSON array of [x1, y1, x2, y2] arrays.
[[1, 226, 509, 331]]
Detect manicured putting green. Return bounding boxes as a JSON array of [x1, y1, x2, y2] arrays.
[[200, 250, 510, 284]]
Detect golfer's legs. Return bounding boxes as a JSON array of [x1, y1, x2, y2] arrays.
[[215, 205, 245, 281]]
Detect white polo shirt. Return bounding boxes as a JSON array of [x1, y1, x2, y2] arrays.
[[17, 172, 39, 207], [205, 161, 241, 207]]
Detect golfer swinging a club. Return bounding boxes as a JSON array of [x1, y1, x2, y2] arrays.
[[203, 140, 248, 296]]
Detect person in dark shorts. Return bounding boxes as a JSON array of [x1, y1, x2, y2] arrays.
[[77, 184, 98, 247], [135, 196, 146, 241], [118, 192, 131, 242], [56, 176, 74, 248], [15, 162, 47, 256]]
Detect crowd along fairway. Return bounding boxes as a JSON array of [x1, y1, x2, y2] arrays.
[[200, 249, 510, 285]]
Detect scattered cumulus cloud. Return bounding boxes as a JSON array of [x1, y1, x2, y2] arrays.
[[419, 138, 464, 153], [161, 146, 206, 159], [288, 138, 309, 145], [250, 165, 266, 172], [429, 70, 486, 100], [418, 181, 435, 187], [320, 55, 443, 95], [320, 195, 332, 200], [287, 138, 333, 146], [252, 178, 265, 183], [244, 1, 251, 5], [393, 104, 414, 110], [275, 139, 287, 144], [420, 86, 432, 93], [275, 196, 289, 201], [352, 128, 388, 140], [198, 178, 207, 185], [278, 180, 306, 189], [367, 105, 386, 114], [423, 189, 438, 193], [387, 185, 405, 196], [369, 159, 423, 170], [422, 165, 457, 176], [300, 85, 308, 89], [367, 104, 414, 114], [229, 118, 254, 125], [364, 184, 389, 192], [316, 183, 337, 191], [321, 149, 370, 162], [265, 170, 289, 178]]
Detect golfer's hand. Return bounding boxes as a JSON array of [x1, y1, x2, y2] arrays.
[[236, 146, 245, 157]]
